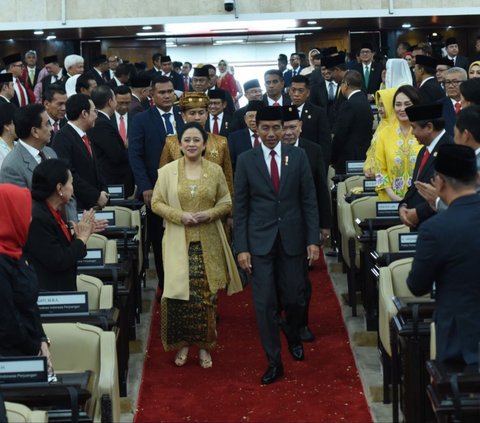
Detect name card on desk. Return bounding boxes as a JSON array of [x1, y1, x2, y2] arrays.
[[346, 161, 365, 175], [77, 248, 104, 268], [376, 201, 400, 218], [0, 356, 48, 384], [38, 291, 89, 316], [78, 210, 116, 227], [399, 233, 418, 251], [363, 179, 376, 192], [107, 184, 125, 200]]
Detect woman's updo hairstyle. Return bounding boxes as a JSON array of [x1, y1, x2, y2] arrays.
[[31, 158, 70, 201]]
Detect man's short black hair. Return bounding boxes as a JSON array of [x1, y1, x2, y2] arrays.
[[0, 103, 16, 136], [152, 53, 162, 63], [75, 73, 96, 93], [460, 78, 480, 106], [343, 69, 363, 89], [91, 85, 114, 110], [14, 104, 45, 139], [456, 105, 480, 143], [114, 63, 132, 78], [66, 94, 92, 121], [151, 74, 174, 87], [290, 75, 309, 87], [43, 84, 66, 102], [114, 85, 132, 96], [264, 69, 284, 80]]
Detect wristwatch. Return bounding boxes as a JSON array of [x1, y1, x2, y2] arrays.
[[41, 336, 51, 347]]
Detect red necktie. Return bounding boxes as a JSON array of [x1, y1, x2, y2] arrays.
[[119, 115, 127, 144], [82, 134, 93, 157], [212, 116, 219, 134], [454, 102, 461, 114], [16, 80, 27, 106], [416, 149, 430, 178], [253, 133, 260, 147], [273, 102, 280, 106], [270, 150, 280, 192], [184, 77, 189, 92]]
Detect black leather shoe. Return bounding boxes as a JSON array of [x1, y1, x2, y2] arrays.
[[299, 326, 315, 342], [288, 343, 304, 361], [261, 363, 284, 385]]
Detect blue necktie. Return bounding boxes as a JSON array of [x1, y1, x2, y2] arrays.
[[162, 112, 174, 135]]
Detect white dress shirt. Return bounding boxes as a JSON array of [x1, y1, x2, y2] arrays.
[[261, 142, 282, 178], [18, 139, 42, 164], [156, 107, 176, 134]]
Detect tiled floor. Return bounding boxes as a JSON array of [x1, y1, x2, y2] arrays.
[[120, 253, 393, 423]]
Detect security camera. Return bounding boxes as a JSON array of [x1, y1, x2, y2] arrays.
[[224, 0, 235, 12]]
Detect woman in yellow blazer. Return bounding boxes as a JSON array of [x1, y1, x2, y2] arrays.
[[152, 122, 242, 369]]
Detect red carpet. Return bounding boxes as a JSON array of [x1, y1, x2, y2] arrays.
[[134, 254, 373, 423]]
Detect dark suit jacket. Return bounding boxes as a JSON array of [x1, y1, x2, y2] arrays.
[[353, 61, 383, 95], [205, 112, 233, 138], [283, 67, 303, 88], [41, 71, 69, 97], [208, 88, 235, 115], [86, 68, 107, 87], [233, 143, 319, 256], [407, 194, 480, 364], [419, 77, 445, 103], [309, 69, 324, 87], [228, 128, 255, 171], [452, 55, 469, 71], [128, 106, 184, 195], [25, 200, 86, 292], [300, 101, 331, 169], [440, 96, 457, 137], [230, 104, 248, 132], [52, 123, 107, 210], [298, 137, 332, 229], [401, 131, 453, 225], [87, 112, 135, 197], [0, 254, 46, 356], [309, 79, 328, 109], [129, 95, 147, 117], [331, 90, 373, 174]]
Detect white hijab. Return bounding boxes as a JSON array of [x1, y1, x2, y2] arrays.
[[385, 58, 413, 88]]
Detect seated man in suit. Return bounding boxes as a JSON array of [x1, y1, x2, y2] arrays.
[[407, 144, 480, 365], [205, 89, 232, 137], [51, 94, 109, 210], [228, 100, 265, 171], [234, 106, 320, 385], [88, 85, 134, 198], [399, 102, 453, 229], [282, 105, 332, 342], [331, 69, 373, 174], [415, 55, 445, 103], [0, 104, 57, 188]]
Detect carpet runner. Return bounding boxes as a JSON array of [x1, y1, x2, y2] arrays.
[[134, 254, 373, 422]]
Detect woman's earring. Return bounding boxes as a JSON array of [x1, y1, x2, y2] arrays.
[[59, 192, 63, 197]]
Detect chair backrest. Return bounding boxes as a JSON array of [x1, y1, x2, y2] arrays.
[[389, 257, 416, 297], [103, 206, 133, 227], [376, 224, 410, 253], [87, 234, 118, 264], [76, 274, 113, 309], [43, 322, 120, 423], [345, 175, 365, 193], [351, 196, 378, 236], [5, 402, 48, 423]]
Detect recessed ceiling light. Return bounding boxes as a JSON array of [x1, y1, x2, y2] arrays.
[[142, 26, 152, 30], [213, 39, 245, 45], [136, 31, 168, 36], [307, 21, 317, 25], [34, 30, 44, 35], [432, 32, 438, 37], [286, 26, 322, 31], [402, 23, 411, 28], [46, 35, 56, 40]]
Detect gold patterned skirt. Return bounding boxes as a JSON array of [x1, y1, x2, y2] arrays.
[[161, 242, 218, 351]]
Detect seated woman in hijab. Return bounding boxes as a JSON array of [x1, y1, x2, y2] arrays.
[[0, 184, 52, 372], [25, 159, 107, 292]]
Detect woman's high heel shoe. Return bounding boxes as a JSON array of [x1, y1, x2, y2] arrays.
[[199, 349, 212, 368], [174, 347, 189, 367]]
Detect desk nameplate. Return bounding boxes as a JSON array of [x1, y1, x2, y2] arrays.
[[38, 292, 89, 316]]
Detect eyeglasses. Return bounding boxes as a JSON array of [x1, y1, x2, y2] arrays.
[[444, 80, 464, 86]]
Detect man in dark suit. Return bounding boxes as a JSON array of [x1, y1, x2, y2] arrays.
[[233, 106, 320, 385], [40, 55, 68, 102], [230, 79, 263, 132], [288, 75, 331, 170], [0, 73, 15, 105], [283, 53, 303, 89], [228, 100, 264, 171], [86, 54, 108, 87], [108, 63, 131, 89], [444, 37, 470, 71], [43, 85, 67, 143], [146, 53, 163, 79], [205, 89, 232, 137], [75, 73, 97, 97], [440, 67, 468, 136], [129, 72, 151, 117], [3, 53, 30, 108], [353, 43, 383, 102], [331, 70, 373, 174], [156, 55, 183, 92], [399, 103, 453, 229], [263, 69, 291, 107], [51, 94, 109, 210], [415, 55, 445, 103], [128, 75, 184, 291], [407, 144, 480, 365], [88, 85, 134, 198], [282, 105, 332, 342], [180, 61, 192, 92], [0, 104, 57, 188], [22, 50, 40, 103], [111, 85, 133, 144]]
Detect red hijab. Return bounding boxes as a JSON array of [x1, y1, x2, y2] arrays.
[[0, 184, 32, 260]]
